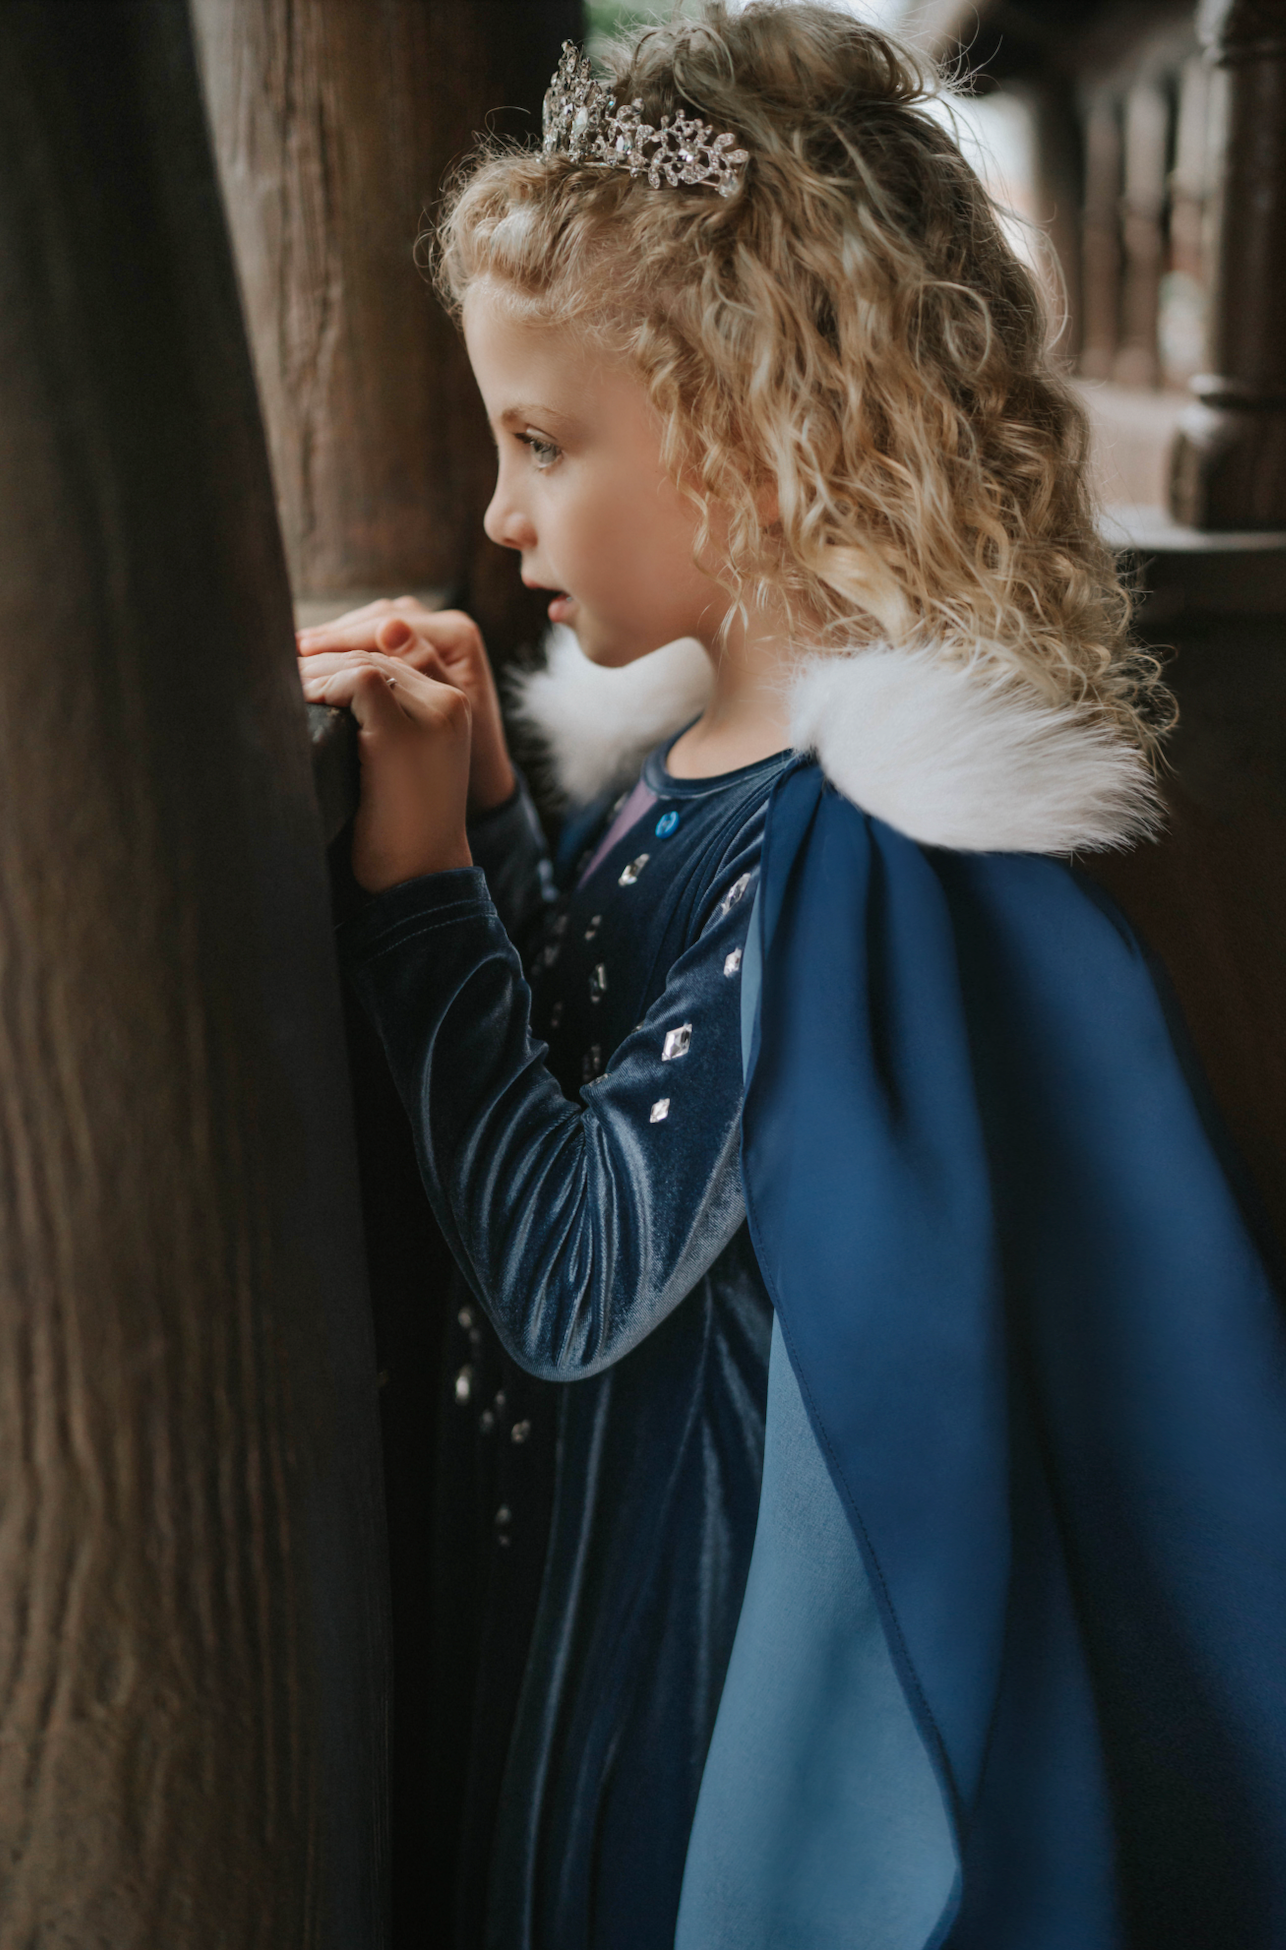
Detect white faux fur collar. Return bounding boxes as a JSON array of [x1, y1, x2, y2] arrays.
[[511, 627, 1161, 855]]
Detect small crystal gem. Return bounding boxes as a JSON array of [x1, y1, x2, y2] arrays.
[[589, 963, 608, 1002], [619, 853, 649, 885], [584, 915, 601, 940], [650, 1098, 671, 1123], [457, 1306, 474, 1329], [454, 1365, 473, 1405], [724, 947, 743, 977], [549, 1001, 564, 1029], [511, 1420, 532, 1445], [655, 810, 680, 838], [719, 872, 752, 916], [662, 1024, 692, 1061]]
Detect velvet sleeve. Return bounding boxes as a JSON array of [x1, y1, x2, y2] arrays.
[[464, 769, 555, 956], [336, 835, 760, 1380]]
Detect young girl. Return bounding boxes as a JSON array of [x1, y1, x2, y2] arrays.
[[298, 8, 1286, 1947]]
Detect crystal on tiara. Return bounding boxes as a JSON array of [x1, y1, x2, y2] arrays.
[[542, 42, 749, 199]]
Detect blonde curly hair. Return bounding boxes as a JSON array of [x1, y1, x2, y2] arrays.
[[435, 0, 1172, 753]]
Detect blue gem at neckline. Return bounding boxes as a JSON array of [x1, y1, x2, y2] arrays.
[[654, 809, 680, 837]]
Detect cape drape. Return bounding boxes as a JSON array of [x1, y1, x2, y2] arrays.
[[719, 761, 1286, 1948]]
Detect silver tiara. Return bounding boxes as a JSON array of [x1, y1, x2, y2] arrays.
[[541, 42, 749, 198]]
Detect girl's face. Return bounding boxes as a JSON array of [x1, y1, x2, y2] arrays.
[[464, 280, 728, 666]]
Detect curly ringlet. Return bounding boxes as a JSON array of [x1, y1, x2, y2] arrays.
[[435, 0, 1172, 754]]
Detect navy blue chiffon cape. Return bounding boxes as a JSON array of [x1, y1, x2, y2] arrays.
[[738, 762, 1286, 1948]]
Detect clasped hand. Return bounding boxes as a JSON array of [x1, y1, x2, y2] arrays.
[[298, 597, 516, 893]]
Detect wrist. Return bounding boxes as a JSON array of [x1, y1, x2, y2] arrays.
[[468, 746, 516, 817], [356, 835, 473, 895]]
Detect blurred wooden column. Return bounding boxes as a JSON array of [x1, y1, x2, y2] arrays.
[[191, 0, 580, 653], [1172, 0, 1286, 526], [1079, 90, 1123, 378], [0, 2, 386, 1943], [1113, 77, 1169, 387]]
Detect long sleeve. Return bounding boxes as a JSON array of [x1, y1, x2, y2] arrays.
[[464, 769, 554, 954], [337, 831, 761, 1381]]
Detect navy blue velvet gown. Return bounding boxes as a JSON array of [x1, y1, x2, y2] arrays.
[[343, 739, 1286, 1950], [341, 740, 791, 1950]]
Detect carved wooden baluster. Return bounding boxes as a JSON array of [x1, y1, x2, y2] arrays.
[[1079, 89, 1124, 380], [1160, 54, 1213, 386], [1172, 0, 1286, 526], [0, 4, 387, 1942], [1114, 76, 1170, 388]]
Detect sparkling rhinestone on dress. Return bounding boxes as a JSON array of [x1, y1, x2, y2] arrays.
[[584, 914, 602, 940], [619, 853, 649, 886], [662, 1024, 692, 1061], [723, 947, 743, 977], [542, 42, 749, 199], [479, 1409, 495, 1434], [494, 1505, 513, 1545], [719, 872, 752, 917], [454, 1365, 474, 1404], [589, 962, 608, 1002], [655, 810, 680, 838], [457, 1305, 474, 1329], [650, 1098, 671, 1122], [549, 1001, 564, 1029], [511, 1420, 532, 1445]]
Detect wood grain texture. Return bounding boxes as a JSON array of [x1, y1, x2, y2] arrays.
[[192, 0, 581, 657], [0, 4, 387, 1941], [1087, 618, 1286, 1259]]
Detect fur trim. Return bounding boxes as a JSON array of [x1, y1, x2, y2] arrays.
[[789, 646, 1161, 854], [509, 626, 712, 804], [512, 629, 1161, 854]]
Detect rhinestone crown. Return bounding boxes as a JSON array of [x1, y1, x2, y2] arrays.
[[542, 42, 749, 199]]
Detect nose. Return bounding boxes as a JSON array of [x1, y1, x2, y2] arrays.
[[483, 474, 537, 553]]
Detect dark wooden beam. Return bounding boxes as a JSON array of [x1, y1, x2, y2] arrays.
[[0, 3, 388, 1939]]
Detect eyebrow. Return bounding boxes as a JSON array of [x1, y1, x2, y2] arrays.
[[497, 403, 577, 436]]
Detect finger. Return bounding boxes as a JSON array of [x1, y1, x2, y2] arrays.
[[297, 621, 384, 655], [300, 596, 400, 633], [301, 649, 404, 708], [346, 664, 408, 730], [375, 616, 417, 653]]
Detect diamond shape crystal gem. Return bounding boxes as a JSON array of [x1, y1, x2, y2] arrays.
[[719, 872, 751, 917], [650, 1098, 671, 1123], [662, 1024, 692, 1061], [723, 947, 742, 977], [619, 853, 649, 886]]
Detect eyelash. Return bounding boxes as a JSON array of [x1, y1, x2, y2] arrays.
[[517, 431, 562, 471]]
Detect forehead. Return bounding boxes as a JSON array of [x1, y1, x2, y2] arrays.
[[462, 280, 638, 425]]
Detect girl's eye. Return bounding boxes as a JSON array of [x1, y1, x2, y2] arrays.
[[518, 429, 562, 471]]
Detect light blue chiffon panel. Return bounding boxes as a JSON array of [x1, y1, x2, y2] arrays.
[[674, 899, 958, 1949], [674, 1317, 958, 1950]]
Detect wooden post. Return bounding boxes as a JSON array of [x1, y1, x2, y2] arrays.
[[191, 0, 581, 655], [0, 4, 387, 1942], [1113, 77, 1169, 388], [1172, 0, 1286, 526], [1079, 90, 1124, 379]]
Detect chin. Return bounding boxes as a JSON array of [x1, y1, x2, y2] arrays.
[[573, 620, 674, 670]]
